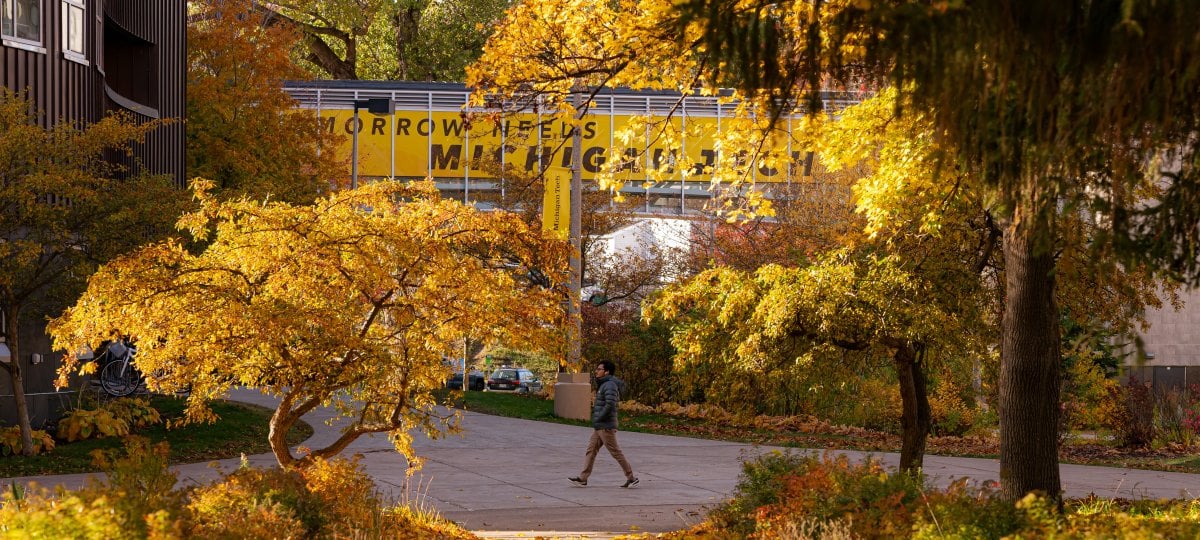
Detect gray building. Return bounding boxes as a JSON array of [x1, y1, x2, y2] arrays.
[[1126, 288, 1200, 390]]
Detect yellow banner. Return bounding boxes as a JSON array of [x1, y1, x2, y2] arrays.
[[319, 110, 801, 183], [541, 174, 570, 239]]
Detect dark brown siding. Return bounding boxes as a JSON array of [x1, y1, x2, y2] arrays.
[[103, 0, 186, 186], [2, 0, 103, 126], [1, 0, 185, 427], [1, 0, 184, 185]]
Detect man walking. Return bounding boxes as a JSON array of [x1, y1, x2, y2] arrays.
[[569, 360, 639, 488]]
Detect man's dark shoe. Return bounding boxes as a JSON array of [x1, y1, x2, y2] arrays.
[[569, 477, 587, 486], [622, 477, 640, 488]]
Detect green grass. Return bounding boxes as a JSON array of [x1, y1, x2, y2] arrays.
[[1149, 454, 1200, 473], [450, 390, 588, 427], [0, 395, 312, 477]]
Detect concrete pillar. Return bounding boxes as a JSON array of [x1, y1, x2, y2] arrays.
[[554, 372, 591, 421]]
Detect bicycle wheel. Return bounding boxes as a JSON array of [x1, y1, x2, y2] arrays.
[[100, 360, 140, 397]]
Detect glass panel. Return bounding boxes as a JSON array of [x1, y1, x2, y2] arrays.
[[14, 0, 38, 41], [2, 0, 13, 37], [65, 3, 82, 53]]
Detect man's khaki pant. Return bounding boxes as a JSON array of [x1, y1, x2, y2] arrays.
[[579, 428, 634, 481]]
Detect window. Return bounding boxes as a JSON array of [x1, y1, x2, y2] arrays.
[[1, 0, 41, 43], [61, 0, 83, 57]]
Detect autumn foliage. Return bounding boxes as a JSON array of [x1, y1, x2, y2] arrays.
[[1, 89, 183, 457], [51, 181, 567, 467], [187, 0, 345, 203], [0, 438, 478, 539]]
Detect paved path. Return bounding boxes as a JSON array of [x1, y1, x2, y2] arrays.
[[5, 388, 1200, 539]]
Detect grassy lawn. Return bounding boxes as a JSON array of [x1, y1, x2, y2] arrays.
[[450, 390, 1200, 474], [0, 395, 312, 478]]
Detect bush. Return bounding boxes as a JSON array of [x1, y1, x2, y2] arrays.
[[189, 456, 475, 539], [88, 436, 187, 536], [0, 441, 478, 539], [1061, 356, 1118, 432], [1104, 376, 1156, 448], [929, 382, 979, 437], [56, 407, 130, 442], [816, 374, 902, 433], [188, 464, 329, 537], [0, 437, 187, 539], [54, 397, 162, 443], [0, 426, 55, 456], [105, 397, 163, 429], [712, 451, 941, 539], [695, 450, 1200, 539]]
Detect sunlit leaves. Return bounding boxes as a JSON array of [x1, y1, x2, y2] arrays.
[[262, 0, 511, 81], [188, 0, 346, 203], [51, 181, 567, 465]]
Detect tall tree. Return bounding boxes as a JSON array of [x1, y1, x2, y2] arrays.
[[51, 181, 567, 467], [188, 0, 346, 203], [475, 0, 1199, 501], [649, 90, 1000, 472], [255, 0, 512, 81], [0, 90, 182, 455], [674, 0, 1200, 501]]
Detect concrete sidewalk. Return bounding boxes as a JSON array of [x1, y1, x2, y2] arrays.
[[4, 388, 1200, 539]]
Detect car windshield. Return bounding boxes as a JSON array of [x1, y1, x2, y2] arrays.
[[493, 370, 518, 380]]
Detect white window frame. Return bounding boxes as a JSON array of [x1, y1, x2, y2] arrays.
[[61, 0, 85, 63], [1, 0, 44, 52]]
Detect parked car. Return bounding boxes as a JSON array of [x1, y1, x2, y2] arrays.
[[446, 371, 486, 391], [486, 367, 543, 394]]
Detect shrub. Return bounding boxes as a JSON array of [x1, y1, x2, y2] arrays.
[[0, 489, 131, 539], [1104, 376, 1155, 448], [0, 437, 187, 539], [1, 442, 477, 539], [0, 426, 55, 456], [713, 451, 936, 539], [822, 375, 902, 433], [88, 436, 188, 537], [104, 397, 163, 429], [1152, 387, 1196, 448], [297, 456, 384, 533], [56, 407, 130, 442], [188, 456, 413, 539], [53, 397, 161, 443], [699, 450, 1200, 539], [929, 382, 979, 437], [188, 464, 325, 538], [1061, 357, 1118, 431]]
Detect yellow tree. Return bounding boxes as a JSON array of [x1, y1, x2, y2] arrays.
[[0, 90, 182, 456], [475, 0, 1192, 499], [51, 181, 567, 467], [188, 0, 345, 203], [672, 0, 1200, 502], [645, 90, 997, 471]]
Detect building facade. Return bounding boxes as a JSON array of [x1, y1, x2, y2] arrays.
[[1, 0, 185, 426], [1127, 288, 1200, 390]]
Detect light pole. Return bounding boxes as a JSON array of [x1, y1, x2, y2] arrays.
[[567, 87, 584, 371], [351, 98, 394, 190]]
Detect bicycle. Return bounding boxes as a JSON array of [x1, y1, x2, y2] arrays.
[[96, 340, 143, 397]]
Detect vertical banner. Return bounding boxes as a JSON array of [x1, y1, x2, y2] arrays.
[[542, 174, 570, 239]]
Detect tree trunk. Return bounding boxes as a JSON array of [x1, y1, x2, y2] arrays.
[[895, 343, 931, 473], [392, 8, 421, 80], [268, 393, 299, 468], [2, 310, 36, 456], [999, 204, 1062, 502]]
